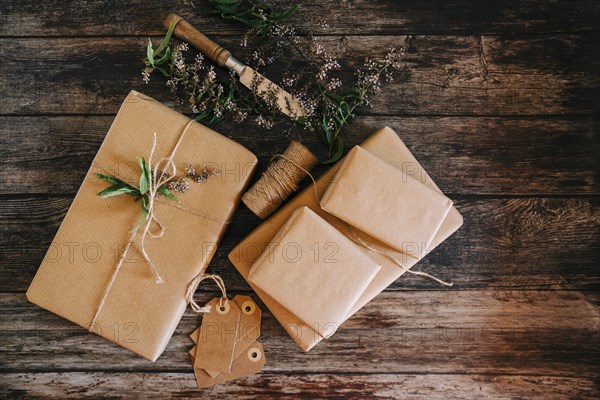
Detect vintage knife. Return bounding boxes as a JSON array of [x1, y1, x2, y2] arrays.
[[164, 14, 306, 119]]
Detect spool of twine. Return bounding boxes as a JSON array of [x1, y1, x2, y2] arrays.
[[242, 140, 318, 219]]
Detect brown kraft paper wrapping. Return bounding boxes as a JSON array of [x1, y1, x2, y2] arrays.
[[228, 127, 463, 351], [248, 206, 381, 339], [26, 90, 257, 361], [321, 146, 453, 259]]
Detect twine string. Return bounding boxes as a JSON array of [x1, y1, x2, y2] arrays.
[[249, 148, 453, 286], [114, 119, 192, 286], [346, 225, 453, 287], [90, 119, 231, 330], [186, 273, 228, 314], [269, 154, 320, 205], [136, 133, 173, 284], [242, 141, 318, 219], [277, 156, 453, 287], [92, 162, 233, 224]]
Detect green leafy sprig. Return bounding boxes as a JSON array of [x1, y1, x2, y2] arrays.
[[144, 20, 177, 77], [95, 157, 177, 232], [142, 2, 407, 164], [207, 0, 300, 37]]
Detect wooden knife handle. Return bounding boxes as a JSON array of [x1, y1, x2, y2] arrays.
[[164, 13, 231, 67]]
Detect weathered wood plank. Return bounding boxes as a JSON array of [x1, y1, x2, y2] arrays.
[[1, 116, 598, 195], [1, 34, 598, 115], [2, 0, 599, 36], [1, 1, 598, 399], [2, 198, 599, 292], [1, 372, 598, 399], [1, 292, 598, 377]]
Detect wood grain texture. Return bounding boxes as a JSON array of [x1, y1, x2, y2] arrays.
[[2, 197, 599, 292], [1, 116, 598, 195], [1, 34, 599, 116], [1, 0, 599, 397], [1, 291, 598, 376], [1, 373, 598, 399], [1, 0, 599, 36]]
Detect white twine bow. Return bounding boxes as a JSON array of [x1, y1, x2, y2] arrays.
[[89, 120, 196, 329], [137, 132, 177, 284]]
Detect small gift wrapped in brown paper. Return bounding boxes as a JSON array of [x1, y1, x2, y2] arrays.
[[229, 127, 463, 351], [26, 91, 257, 361], [248, 206, 381, 339], [321, 146, 453, 259]]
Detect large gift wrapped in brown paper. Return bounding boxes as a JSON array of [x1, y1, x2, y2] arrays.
[[321, 145, 454, 259], [248, 206, 381, 339], [26, 90, 257, 361], [229, 127, 463, 351]]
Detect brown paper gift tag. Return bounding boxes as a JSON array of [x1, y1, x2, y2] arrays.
[[26, 90, 257, 361], [189, 296, 265, 387], [194, 298, 241, 374], [248, 207, 381, 339], [229, 127, 463, 351], [190, 295, 262, 358], [231, 295, 262, 358], [321, 146, 453, 259], [190, 295, 262, 377], [194, 342, 266, 388]]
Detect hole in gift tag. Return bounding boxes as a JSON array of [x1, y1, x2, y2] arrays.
[[248, 347, 262, 362], [216, 301, 230, 315], [241, 300, 256, 315]]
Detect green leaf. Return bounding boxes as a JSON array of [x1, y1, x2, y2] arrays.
[[321, 115, 334, 146], [325, 92, 343, 102], [146, 39, 155, 67], [158, 185, 178, 201], [130, 200, 149, 233], [97, 183, 140, 198], [155, 19, 177, 56], [156, 65, 170, 78], [154, 46, 171, 66], [214, 0, 241, 5], [323, 137, 345, 164], [208, 0, 298, 35], [95, 173, 124, 185], [138, 157, 150, 195]]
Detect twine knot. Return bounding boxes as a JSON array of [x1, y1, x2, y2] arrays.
[[187, 273, 228, 313]]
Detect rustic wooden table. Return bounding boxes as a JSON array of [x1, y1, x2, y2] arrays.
[[1, 1, 599, 398]]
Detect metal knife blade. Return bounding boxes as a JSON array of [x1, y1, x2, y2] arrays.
[[238, 66, 306, 119], [165, 14, 306, 120]]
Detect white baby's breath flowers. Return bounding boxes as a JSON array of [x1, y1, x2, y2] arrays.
[[255, 115, 274, 129], [142, 67, 152, 84], [313, 42, 325, 55], [207, 66, 217, 82], [141, 2, 407, 162], [326, 78, 342, 91]]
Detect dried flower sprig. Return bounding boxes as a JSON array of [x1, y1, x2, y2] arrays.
[[145, 39, 273, 125], [95, 157, 177, 232], [312, 48, 406, 163], [96, 158, 219, 231], [142, 2, 408, 163]]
